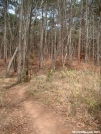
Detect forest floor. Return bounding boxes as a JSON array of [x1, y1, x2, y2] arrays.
[[0, 59, 101, 134]]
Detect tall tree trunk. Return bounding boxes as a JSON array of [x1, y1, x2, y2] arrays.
[[52, 31, 57, 70], [4, 0, 7, 77], [85, 0, 89, 62], [78, 26, 81, 64], [78, 0, 83, 64], [18, 0, 23, 82], [39, 7, 44, 69], [25, 1, 33, 81], [92, 15, 95, 63], [68, 0, 73, 67]]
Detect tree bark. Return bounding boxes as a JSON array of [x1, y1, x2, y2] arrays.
[[6, 47, 18, 77], [18, 0, 23, 82], [4, 0, 7, 76], [25, 0, 33, 81], [78, 0, 83, 64]]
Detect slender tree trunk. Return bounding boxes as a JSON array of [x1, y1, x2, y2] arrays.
[[6, 47, 18, 77], [25, 1, 33, 81], [52, 31, 57, 70], [92, 15, 95, 63], [68, 1, 73, 67], [18, 0, 23, 82], [23, 26, 27, 70], [85, 0, 89, 62], [4, 0, 7, 77], [78, 26, 81, 64], [78, 0, 83, 64], [39, 27, 44, 68], [69, 29, 72, 67], [97, 20, 100, 66], [39, 7, 44, 69]]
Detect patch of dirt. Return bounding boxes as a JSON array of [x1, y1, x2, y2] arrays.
[[23, 101, 70, 134], [0, 81, 72, 134]]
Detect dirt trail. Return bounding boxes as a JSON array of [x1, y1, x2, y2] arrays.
[[23, 101, 69, 134], [0, 80, 71, 134]]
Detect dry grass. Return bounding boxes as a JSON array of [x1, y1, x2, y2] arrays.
[[28, 68, 101, 130], [0, 59, 101, 131]]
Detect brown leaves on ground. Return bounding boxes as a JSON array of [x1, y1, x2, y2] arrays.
[[0, 61, 101, 133]]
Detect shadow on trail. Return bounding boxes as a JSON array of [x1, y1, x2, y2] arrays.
[[4, 82, 18, 90]]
